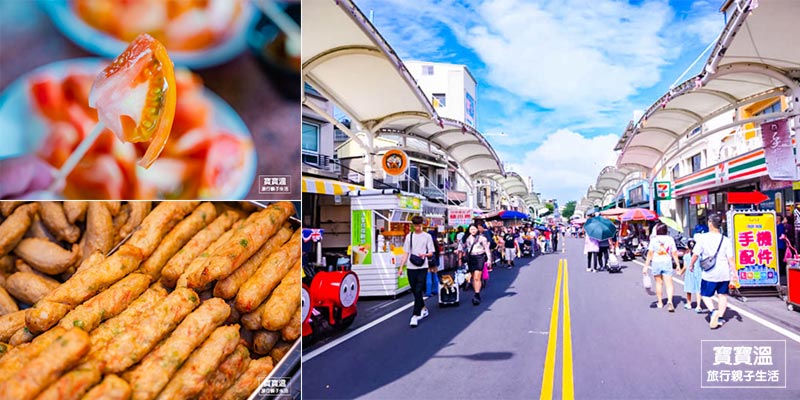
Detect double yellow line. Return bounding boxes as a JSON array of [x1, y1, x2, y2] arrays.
[[540, 258, 574, 400]]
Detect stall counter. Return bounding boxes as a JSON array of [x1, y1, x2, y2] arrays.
[[352, 251, 410, 297]]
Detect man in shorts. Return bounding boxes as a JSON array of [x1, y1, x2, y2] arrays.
[[502, 227, 519, 269], [689, 214, 738, 329]]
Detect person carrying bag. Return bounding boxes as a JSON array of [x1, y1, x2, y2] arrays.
[[401, 216, 435, 327], [464, 223, 492, 305]]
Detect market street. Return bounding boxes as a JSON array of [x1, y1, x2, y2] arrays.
[[303, 238, 800, 400]]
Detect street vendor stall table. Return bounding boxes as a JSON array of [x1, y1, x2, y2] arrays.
[[348, 190, 424, 297]]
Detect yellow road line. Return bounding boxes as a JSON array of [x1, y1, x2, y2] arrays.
[[540, 259, 563, 400], [562, 259, 574, 399]]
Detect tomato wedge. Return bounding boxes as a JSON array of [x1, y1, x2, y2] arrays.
[[89, 33, 177, 168]]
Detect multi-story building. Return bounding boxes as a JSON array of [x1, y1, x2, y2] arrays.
[[405, 61, 478, 128]]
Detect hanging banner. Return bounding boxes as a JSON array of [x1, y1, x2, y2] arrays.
[[381, 149, 409, 177], [761, 119, 798, 180], [465, 92, 475, 127], [731, 212, 779, 287], [689, 191, 708, 205], [447, 208, 472, 226], [654, 181, 672, 200], [351, 210, 372, 265]]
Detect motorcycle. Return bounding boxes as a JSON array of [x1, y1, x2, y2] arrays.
[[617, 237, 634, 261], [673, 234, 689, 269]]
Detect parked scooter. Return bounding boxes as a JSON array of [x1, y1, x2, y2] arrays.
[[617, 237, 635, 261]]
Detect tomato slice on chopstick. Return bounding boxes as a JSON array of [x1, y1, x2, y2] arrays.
[[89, 33, 177, 168]]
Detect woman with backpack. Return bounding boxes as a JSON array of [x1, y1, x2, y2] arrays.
[[464, 223, 492, 305]]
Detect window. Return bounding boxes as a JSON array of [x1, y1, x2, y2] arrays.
[[302, 122, 320, 165], [432, 93, 446, 107], [691, 153, 702, 173], [755, 101, 782, 116], [422, 65, 434, 75], [672, 164, 680, 179], [689, 126, 702, 137]]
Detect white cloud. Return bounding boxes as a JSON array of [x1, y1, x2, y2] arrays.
[[503, 129, 619, 203], [683, 0, 725, 44]]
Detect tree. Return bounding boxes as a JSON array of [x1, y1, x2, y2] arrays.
[[562, 201, 576, 219], [539, 203, 554, 217]]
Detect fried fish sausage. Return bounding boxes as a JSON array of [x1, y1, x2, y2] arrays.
[[39, 202, 80, 243], [95, 288, 200, 374], [63, 201, 88, 224], [9, 326, 34, 346], [125, 201, 199, 259], [36, 362, 101, 400], [81, 374, 131, 400], [24, 214, 54, 241], [281, 307, 302, 342], [139, 202, 217, 281], [160, 212, 240, 287], [0, 255, 14, 274], [187, 202, 295, 289], [198, 345, 250, 400], [0, 287, 18, 315], [0, 201, 24, 217], [87, 286, 167, 359], [5, 272, 60, 305], [59, 273, 150, 332], [254, 330, 281, 355], [103, 201, 122, 216], [0, 203, 38, 257], [240, 301, 267, 331], [75, 251, 105, 274], [0, 311, 26, 342], [81, 202, 115, 261], [14, 238, 81, 275], [214, 224, 293, 299], [270, 340, 292, 365], [127, 298, 230, 400], [218, 358, 274, 400], [0, 343, 11, 358], [26, 244, 144, 334], [235, 230, 301, 312], [175, 224, 239, 290], [261, 262, 301, 330], [0, 328, 89, 400], [167, 216, 243, 289], [155, 325, 240, 400], [118, 201, 151, 241], [0, 327, 66, 382]]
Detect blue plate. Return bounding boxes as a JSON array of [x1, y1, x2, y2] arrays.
[[0, 58, 256, 199], [38, 0, 256, 69]]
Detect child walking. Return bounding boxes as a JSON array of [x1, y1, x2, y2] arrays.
[[682, 239, 703, 312]]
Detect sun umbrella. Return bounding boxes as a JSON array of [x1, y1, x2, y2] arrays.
[[620, 208, 658, 221], [584, 217, 617, 241], [600, 207, 629, 217], [499, 210, 529, 220], [659, 216, 682, 232]]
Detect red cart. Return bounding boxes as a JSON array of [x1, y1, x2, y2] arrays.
[[785, 239, 800, 312]]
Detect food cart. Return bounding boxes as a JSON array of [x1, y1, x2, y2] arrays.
[[348, 190, 424, 297]]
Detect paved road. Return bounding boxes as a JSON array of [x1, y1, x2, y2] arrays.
[[303, 238, 800, 399]]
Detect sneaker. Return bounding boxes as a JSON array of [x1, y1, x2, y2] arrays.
[[410, 315, 418, 327], [718, 318, 726, 327], [657, 302, 663, 309], [473, 294, 481, 305], [420, 308, 429, 319], [709, 310, 720, 329], [587, 268, 592, 272], [667, 303, 675, 312], [683, 303, 692, 310], [695, 307, 703, 313]]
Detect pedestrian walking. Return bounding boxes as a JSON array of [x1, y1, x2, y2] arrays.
[[597, 237, 610, 271], [400, 216, 435, 327], [643, 223, 681, 311], [464, 224, 492, 305], [682, 239, 703, 312], [425, 229, 441, 298], [777, 216, 787, 283], [688, 213, 738, 329], [502, 227, 519, 269], [584, 233, 599, 272], [551, 225, 559, 252]]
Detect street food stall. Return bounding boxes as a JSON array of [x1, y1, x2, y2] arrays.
[[349, 190, 424, 297]]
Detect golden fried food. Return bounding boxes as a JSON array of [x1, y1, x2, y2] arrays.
[[253, 330, 280, 356], [94, 288, 199, 374], [26, 245, 144, 334], [13, 239, 81, 275], [261, 261, 301, 330], [187, 202, 295, 289], [81, 202, 115, 261], [281, 307, 301, 342], [0, 203, 39, 257], [0, 310, 26, 342], [82, 374, 130, 400], [39, 202, 81, 243], [213, 224, 293, 299], [225, 298, 240, 325], [75, 251, 105, 274], [125, 202, 199, 259], [88, 286, 167, 360], [9, 326, 34, 346], [103, 202, 121, 216], [198, 344, 250, 400], [59, 273, 150, 332], [240, 301, 267, 331], [64, 201, 88, 224], [269, 340, 292, 366], [165, 215, 243, 289], [155, 324, 240, 400], [174, 222, 240, 290], [118, 201, 151, 241], [0, 255, 14, 274], [0, 201, 24, 217], [5, 272, 60, 305], [36, 362, 101, 400], [24, 214, 54, 241], [235, 230, 301, 312], [0, 287, 18, 315], [127, 297, 230, 400], [139, 202, 217, 281], [218, 357, 274, 400], [0, 328, 89, 400], [0, 343, 11, 357], [0, 327, 66, 382]]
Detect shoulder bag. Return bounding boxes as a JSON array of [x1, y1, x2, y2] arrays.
[[408, 233, 426, 267], [700, 235, 724, 272]]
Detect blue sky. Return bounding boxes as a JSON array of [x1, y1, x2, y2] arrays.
[[355, 0, 725, 204]]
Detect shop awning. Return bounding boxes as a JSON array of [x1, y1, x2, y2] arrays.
[[302, 176, 366, 195]]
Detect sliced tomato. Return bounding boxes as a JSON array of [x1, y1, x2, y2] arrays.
[[199, 133, 251, 198], [64, 154, 130, 199], [89, 33, 177, 169], [166, 127, 214, 158], [30, 77, 68, 122], [62, 73, 97, 119], [172, 70, 211, 136], [37, 122, 79, 168]]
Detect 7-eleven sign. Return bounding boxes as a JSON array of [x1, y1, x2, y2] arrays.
[[654, 181, 672, 200]]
